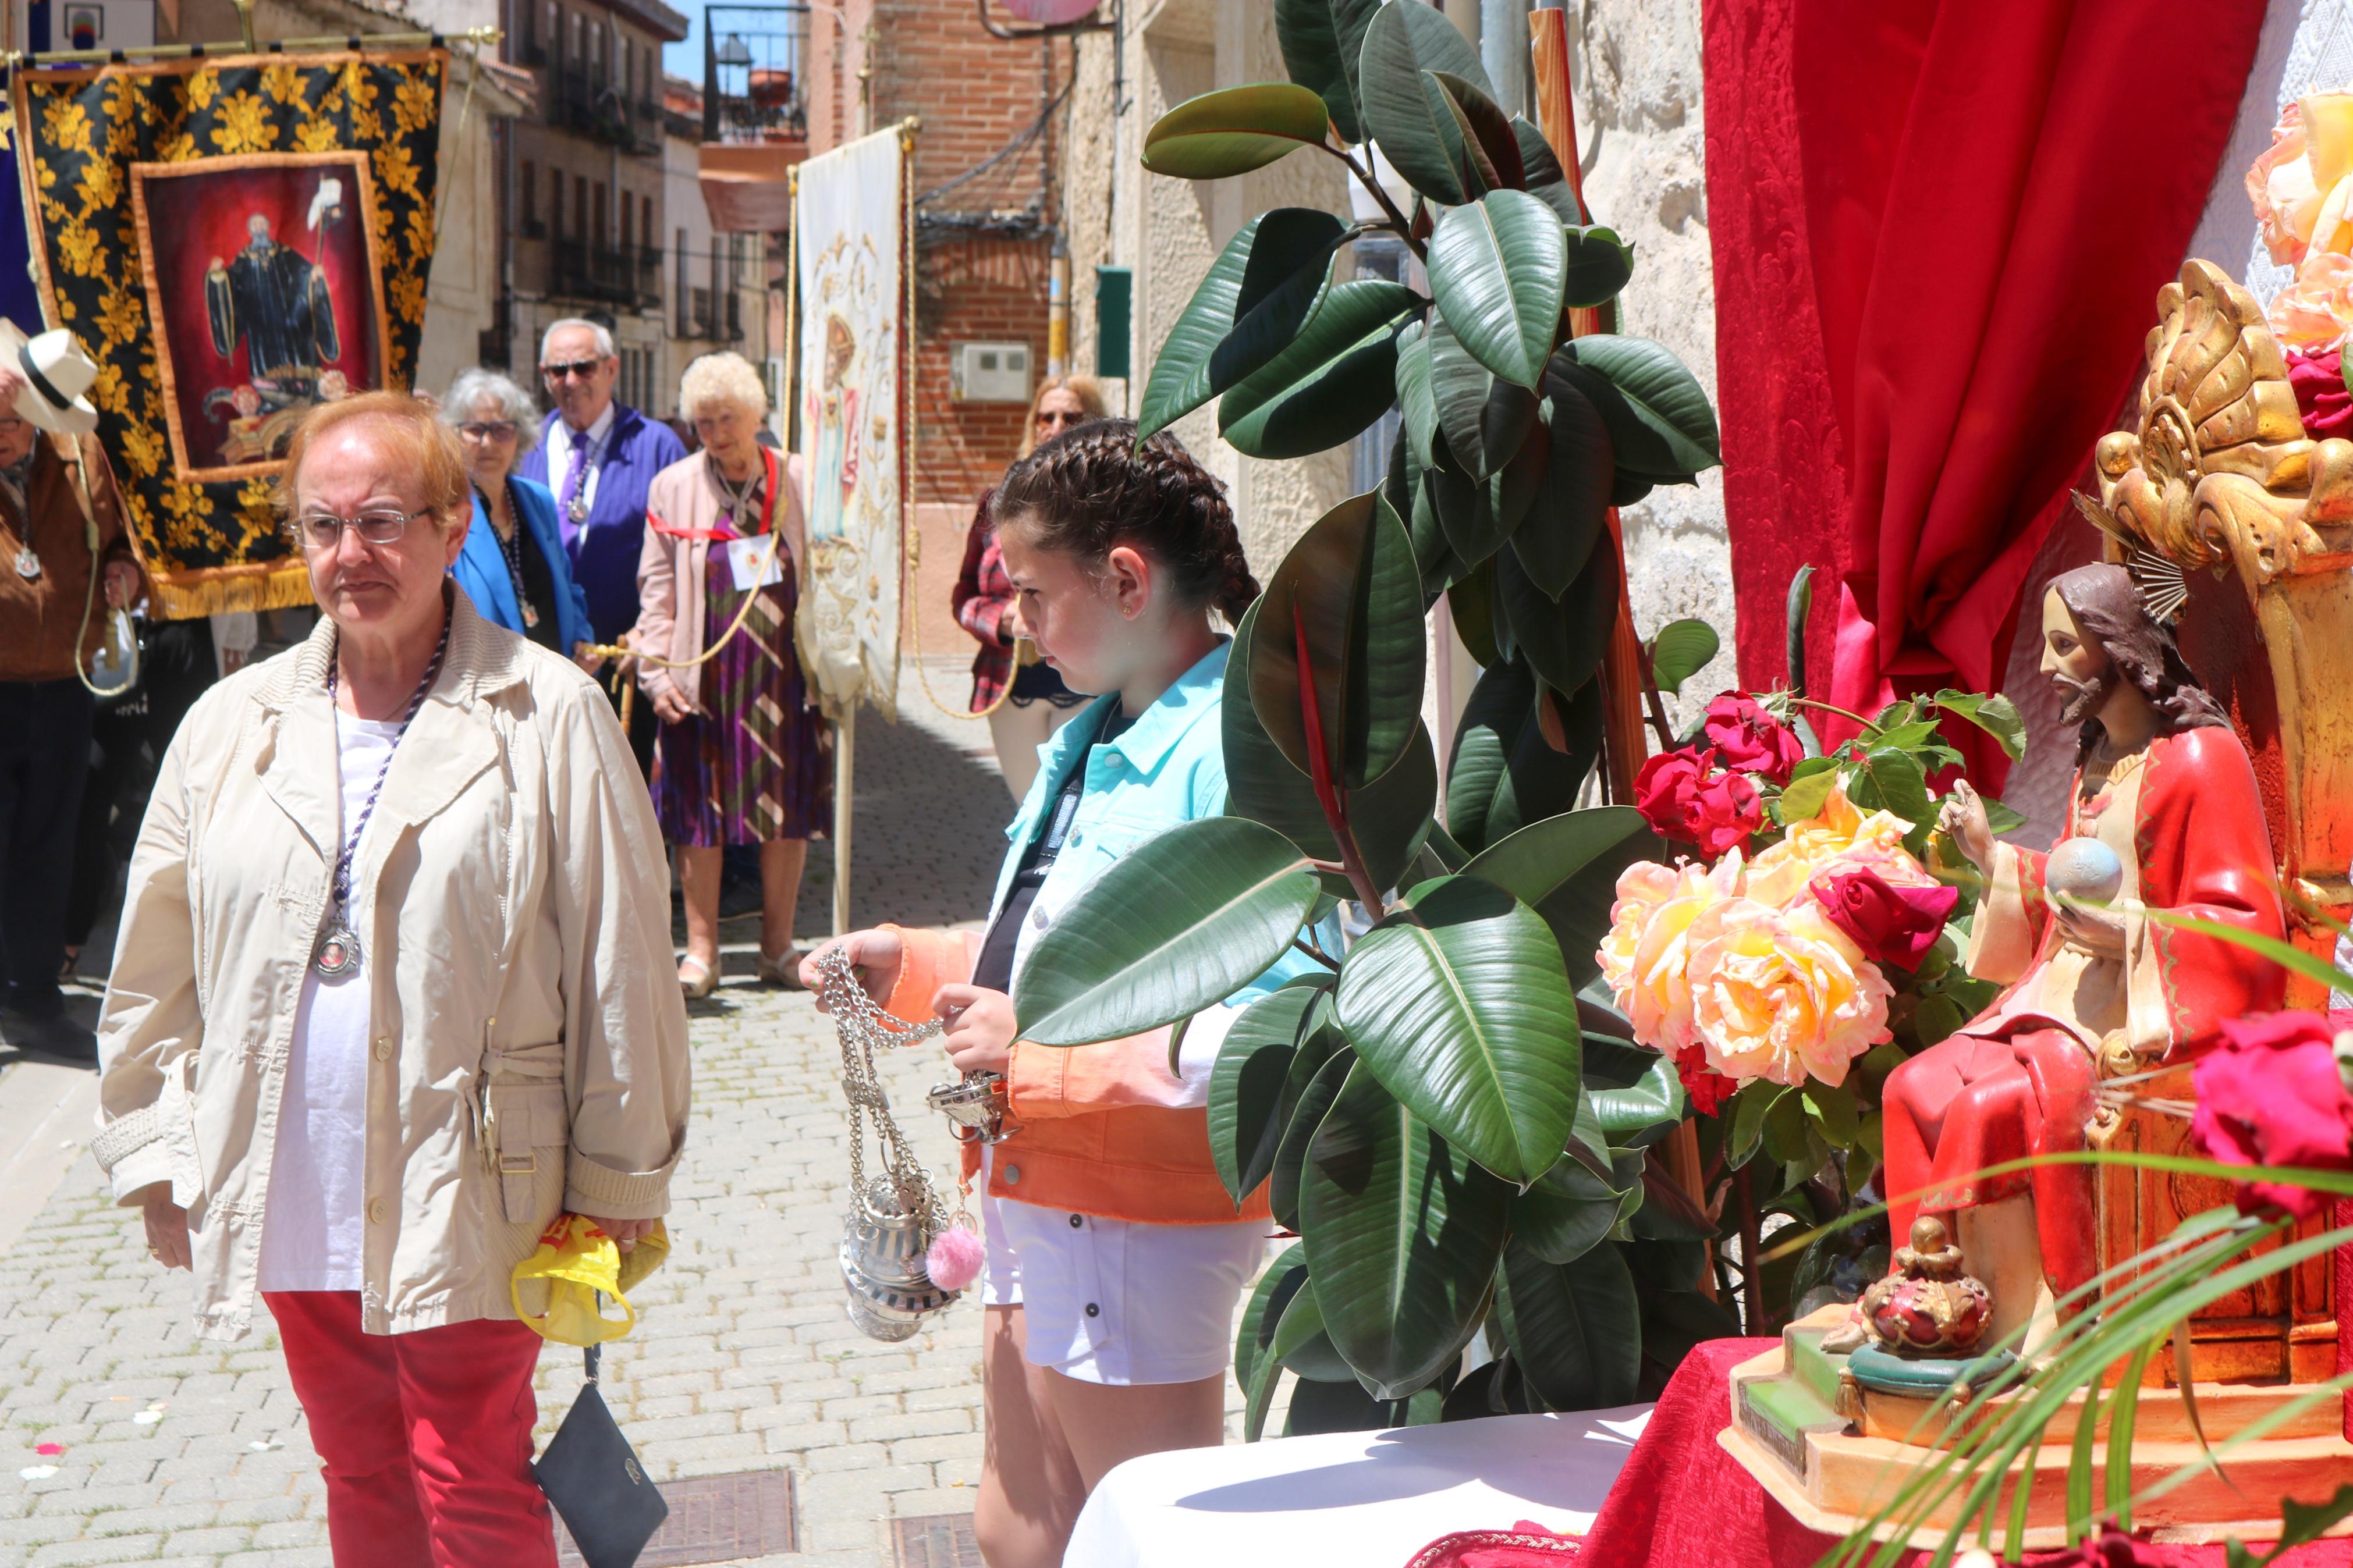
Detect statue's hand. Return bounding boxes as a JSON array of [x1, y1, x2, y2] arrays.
[[2053, 897, 2127, 957], [1938, 778, 1996, 876]]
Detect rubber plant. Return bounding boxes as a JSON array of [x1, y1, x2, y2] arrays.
[[1013, 0, 1734, 1438]]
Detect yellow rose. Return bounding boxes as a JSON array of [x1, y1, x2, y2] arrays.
[[1599, 854, 1743, 1055], [1687, 897, 1893, 1089], [1744, 777, 1914, 907], [2270, 250, 2353, 352]]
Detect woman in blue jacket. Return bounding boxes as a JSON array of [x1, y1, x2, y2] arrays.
[[442, 368, 601, 668]]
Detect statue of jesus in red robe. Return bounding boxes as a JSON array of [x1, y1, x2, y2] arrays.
[[1878, 563, 2285, 1347]]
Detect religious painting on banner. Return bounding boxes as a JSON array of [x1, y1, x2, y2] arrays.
[[132, 152, 391, 480], [792, 122, 910, 722], [13, 54, 445, 616]]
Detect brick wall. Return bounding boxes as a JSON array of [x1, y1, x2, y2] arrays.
[[802, 0, 1070, 514]]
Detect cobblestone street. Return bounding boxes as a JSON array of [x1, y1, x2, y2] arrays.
[[0, 664, 1245, 1568]]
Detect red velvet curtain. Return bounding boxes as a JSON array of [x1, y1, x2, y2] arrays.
[[1702, 0, 2266, 787]]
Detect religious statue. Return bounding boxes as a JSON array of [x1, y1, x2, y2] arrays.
[[205, 211, 340, 390], [1868, 561, 2285, 1350]]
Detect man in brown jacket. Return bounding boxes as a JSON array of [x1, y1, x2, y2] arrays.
[[0, 326, 141, 1057]]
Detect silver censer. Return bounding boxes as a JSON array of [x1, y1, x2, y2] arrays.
[[840, 1176, 959, 1342]]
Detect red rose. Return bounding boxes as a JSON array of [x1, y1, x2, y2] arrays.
[[1702, 693, 1805, 784], [2287, 346, 2353, 443], [1633, 747, 1710, 842], [1809, 866, 1959, 970], [2026, 1526, 2187, 1568], [1688, 768, 1763, 858], [2188, 1011, 2353, 1219], [1673, 1041, 1737, 1117]]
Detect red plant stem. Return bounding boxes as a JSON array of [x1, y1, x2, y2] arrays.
[[1635, 638, 1677, 752], [1735, 1164, 1766, 1335], [1294, 605, 1386, 918]]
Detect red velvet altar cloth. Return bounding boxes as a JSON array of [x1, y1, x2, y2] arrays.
[[1574, 1341, 2353, 1568], [1699, 0, 2267, 794]]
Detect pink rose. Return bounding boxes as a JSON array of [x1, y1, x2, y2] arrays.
[[2249, 100, 2319, 266], [1701, 693, 1804, 784], [1689, 769, 1765, 858], [1685, 897, 1893, 1089], [2270, 250, 2353, 352], [2188, 1011, 2353, 1219], [2287, 346, 2353, 442], [1809, 866, 1959, 970], [1633, 748, 1710, 844], [1598, 856, 1744, 1057]]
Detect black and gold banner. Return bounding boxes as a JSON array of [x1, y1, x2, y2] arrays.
[[13, 52, 446, 614]]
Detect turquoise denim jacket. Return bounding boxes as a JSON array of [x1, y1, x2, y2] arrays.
[[992, 639, 1329, 1026]]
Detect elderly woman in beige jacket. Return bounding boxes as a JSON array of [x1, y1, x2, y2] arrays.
[[95, 392, 688, 1568], [635, 351, 827, 997]]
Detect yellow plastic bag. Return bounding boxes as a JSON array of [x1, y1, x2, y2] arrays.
[[510, 1214, 671, 1345]]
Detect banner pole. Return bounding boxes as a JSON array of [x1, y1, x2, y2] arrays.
[[832, 705, 854, 938]]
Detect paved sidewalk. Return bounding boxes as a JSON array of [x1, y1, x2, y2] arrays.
[[0, 670, 1052, 1568]]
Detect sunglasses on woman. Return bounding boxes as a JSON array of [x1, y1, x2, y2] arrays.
[[1034, 408, 1087, 431]]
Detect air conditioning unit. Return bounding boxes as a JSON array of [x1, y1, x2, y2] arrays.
[[950, 341, 1031, 403]]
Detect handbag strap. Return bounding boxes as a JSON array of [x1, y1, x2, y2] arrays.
[[584, 1341, 600, 1384]]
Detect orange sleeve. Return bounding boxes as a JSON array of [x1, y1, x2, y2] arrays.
[[878, 924, 979, 1026]]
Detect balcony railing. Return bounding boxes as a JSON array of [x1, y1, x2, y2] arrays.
[[551, 246, 662, 309]]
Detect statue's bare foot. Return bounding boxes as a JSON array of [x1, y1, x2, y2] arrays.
[[1819, 1310, 1869, 1354]]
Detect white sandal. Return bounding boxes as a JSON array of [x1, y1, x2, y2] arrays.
[[678, 955, 718, 999]]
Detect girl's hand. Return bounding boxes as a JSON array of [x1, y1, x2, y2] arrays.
[[934, 983, 1016, 1077], [581, 1215, 656, 1253], [800, 928, 904, 1008]]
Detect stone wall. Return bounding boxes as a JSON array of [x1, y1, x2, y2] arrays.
[[1565, 0, 1733, 724]]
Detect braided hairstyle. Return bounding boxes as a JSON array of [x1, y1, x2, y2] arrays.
[[991, 420, 1260, 624]]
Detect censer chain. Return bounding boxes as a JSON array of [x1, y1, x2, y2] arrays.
[[819, 947, 949, 1231]]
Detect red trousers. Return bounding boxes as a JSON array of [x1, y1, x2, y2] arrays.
[[267, 1291, 557, 1568], [1879, 1026, 2098, 1304]]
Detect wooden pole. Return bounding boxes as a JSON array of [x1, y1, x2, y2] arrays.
[[1529, 8, 1649, 809], [832, 704, 854, 937]]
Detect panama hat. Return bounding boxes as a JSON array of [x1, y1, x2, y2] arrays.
[[0, 319, 99, 436]]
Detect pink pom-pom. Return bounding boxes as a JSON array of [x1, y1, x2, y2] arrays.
[[925, 1225, 985, 1292]]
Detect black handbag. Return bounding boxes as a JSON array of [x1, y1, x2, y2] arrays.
[[534, 1341, 668, 1568]]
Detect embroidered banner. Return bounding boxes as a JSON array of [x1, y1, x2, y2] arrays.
[[13, 52, 446, 614], [793, 121, 911, 721]]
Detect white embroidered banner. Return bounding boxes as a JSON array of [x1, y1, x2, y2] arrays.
[[793, 124, 910, 721]]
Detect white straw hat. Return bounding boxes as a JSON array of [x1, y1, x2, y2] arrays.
[[0, 319, 100, 436]]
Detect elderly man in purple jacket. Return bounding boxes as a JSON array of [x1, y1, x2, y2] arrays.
[[517, 317, 685, 776]]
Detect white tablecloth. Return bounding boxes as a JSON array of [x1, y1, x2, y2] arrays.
[[1062, 1403, 1655, 1568]]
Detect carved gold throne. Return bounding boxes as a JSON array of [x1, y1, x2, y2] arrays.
[[2089, 258, 2341, 1388]]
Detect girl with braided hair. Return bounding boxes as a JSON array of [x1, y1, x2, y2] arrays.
[[804, 421, 1309, 1567]]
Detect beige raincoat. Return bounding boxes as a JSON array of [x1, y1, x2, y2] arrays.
[[94, 593, 690, 1341]]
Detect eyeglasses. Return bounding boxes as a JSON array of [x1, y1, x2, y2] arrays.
[[1034, 408, 1087, 431], [292, 509, 427, 547], [541, 358, 606, 382], [0, 417, 25, 434], [457, 420, 519, 443]]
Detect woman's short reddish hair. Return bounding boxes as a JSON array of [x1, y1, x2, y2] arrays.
[[273, 390, 471, 527]]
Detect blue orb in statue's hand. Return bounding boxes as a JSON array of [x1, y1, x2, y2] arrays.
[[2045, 837, 2123, 906]]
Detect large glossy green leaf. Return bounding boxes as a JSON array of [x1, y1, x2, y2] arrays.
[[1223, 598, 1340, 862], [1507, 1154, 1628, 1265], [1141, 83, 1333, 180], [1562, 225, 1634, 310], [1513, 116, 1587, 227], [1392, 428, 1458, 593], [1014, 817, 1317, 1045], [1496, 529, 1615, 698], [1219, 281, 1417, 460], [1336, 874, 1582, 1185], [1427, 432, 1507, 566], [1509, 370, 1613, 596], [1444, 660, 1599, 854], [1272, 1045, 1355, 1229], [1496, 1237, 1642, 1411], [1273, 0, 1381, 145], [1249, 490, 1426, 790], [1448, 555, 1500, 667], [1211, 986, 1320, 1205], [1356, 0, 1492, 205], [1559, 336, 1723, 476], [1236, 1243, 1309, 1439], [1430, 312, 1538, 482], [1426, 71, 1527, 191], [1300, 1062, 1513, 1397], [1284, 1375, 1413, 1437], [1458, 805, 1653, 989], [1271, 1276, 1357, 1381], [1428, 190, 1567, 389], [1394, 319, 1440, 467], [1137, 209, 1349, 441], [1585, 1056, 1686, 1138], [1350, 723, 1440, 894]]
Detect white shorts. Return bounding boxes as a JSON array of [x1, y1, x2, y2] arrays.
[[978, 1167, 1268, 1386]]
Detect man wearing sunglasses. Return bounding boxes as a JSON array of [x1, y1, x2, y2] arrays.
[[516, 318, 683, 776]]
